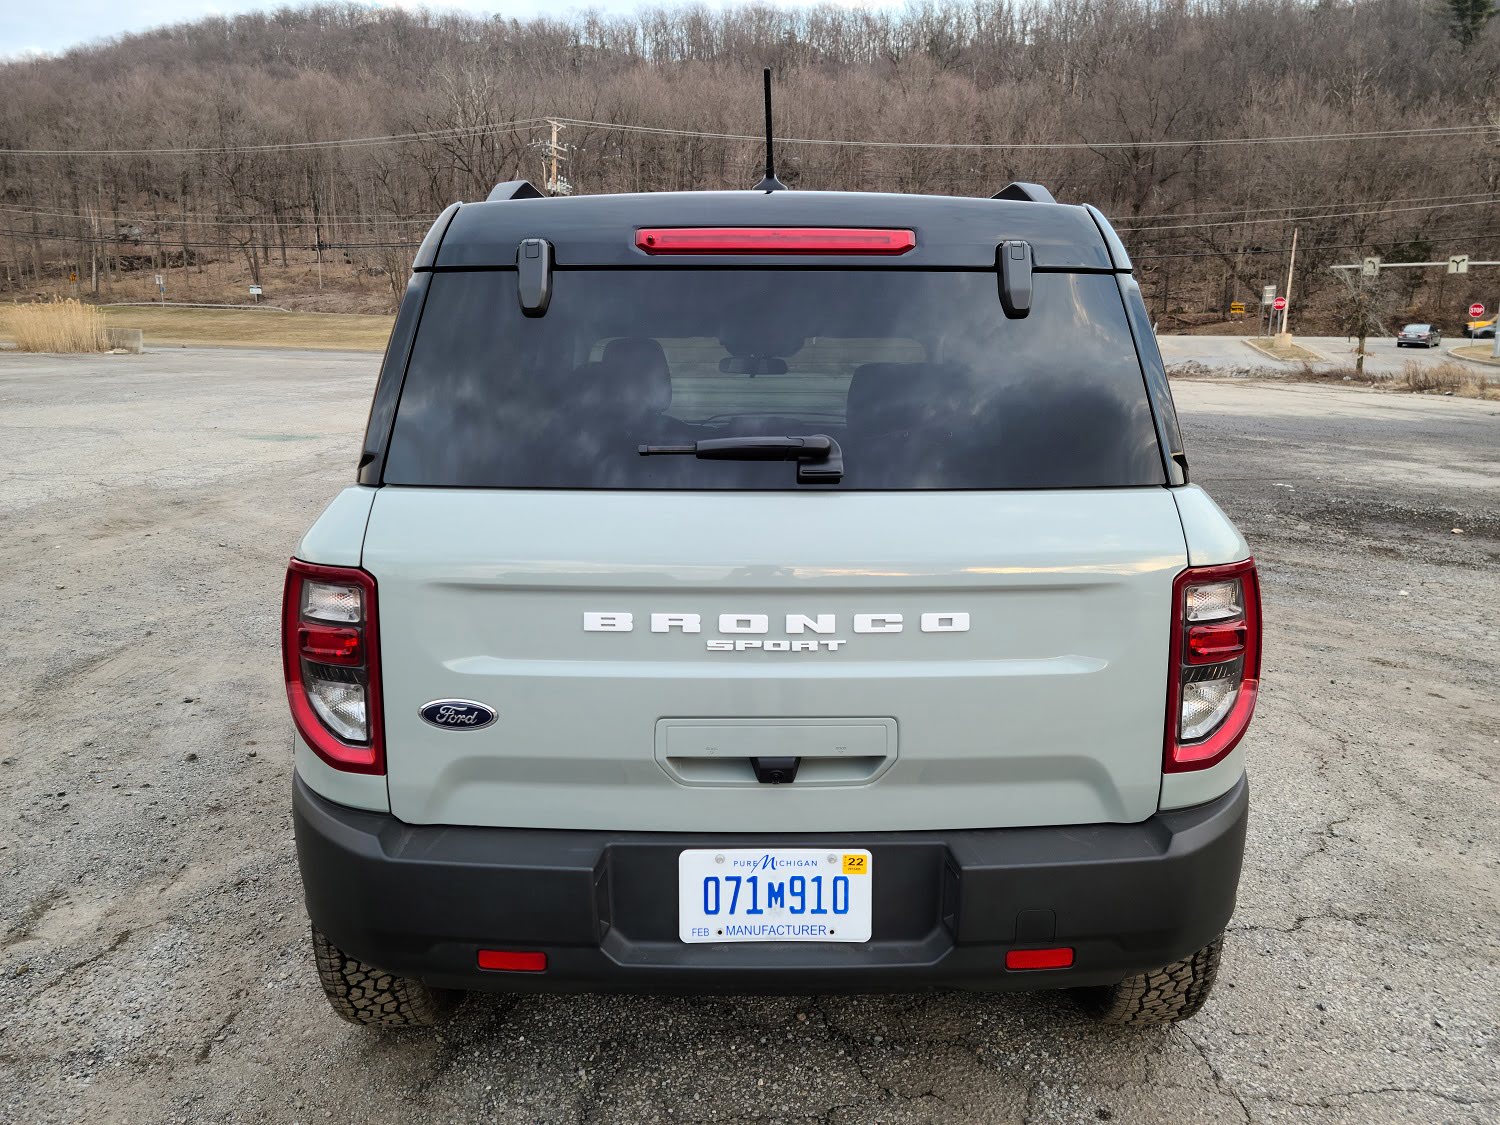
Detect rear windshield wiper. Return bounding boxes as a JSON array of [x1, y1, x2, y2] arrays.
[[639, 434, 843, 484]]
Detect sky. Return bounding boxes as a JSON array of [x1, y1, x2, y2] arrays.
[[1, 0, 876, 60]]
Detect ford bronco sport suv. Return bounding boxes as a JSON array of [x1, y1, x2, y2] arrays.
[[285, 179, 1259, 1030]]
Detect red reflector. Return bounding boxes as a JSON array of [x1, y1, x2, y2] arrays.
[[1185, 620, 1247, 665], [298, 622, 362, 665], [1005, 947, 1075, 971], [477, 949, 547, 972], [636, 227, 916, 256]]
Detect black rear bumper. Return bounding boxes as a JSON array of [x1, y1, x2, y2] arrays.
[[293, 774, 1248, 993]]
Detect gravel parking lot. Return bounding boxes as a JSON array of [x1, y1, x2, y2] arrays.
[[1, 350, 1497, 1124]]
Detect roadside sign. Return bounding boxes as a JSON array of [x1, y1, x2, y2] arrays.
[[248, 285, 263, 296], [1261, 285, 1277, 304], [1361, 256, 1381, 277], [1229, 301, 1246, 316], [1272, 296, 1288, 312], [1449, 255, 1470, 275], [1470, 303, 1486, 318]]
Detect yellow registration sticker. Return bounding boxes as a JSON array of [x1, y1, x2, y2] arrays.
[[841, 853, 869, 875]]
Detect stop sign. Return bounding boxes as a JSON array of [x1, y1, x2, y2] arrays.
[[1470, 303, 1486, 318], [1272, 296, 1288, 312]]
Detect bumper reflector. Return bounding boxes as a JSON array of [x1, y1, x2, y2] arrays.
[[1005, 947, 1075, 971], [477, 949, 547, 972]]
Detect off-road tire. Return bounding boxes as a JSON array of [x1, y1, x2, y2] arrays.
[[310, 926, 461, 1028], [1076, 935, 1224, 1026]]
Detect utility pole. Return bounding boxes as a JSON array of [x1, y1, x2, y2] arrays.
[[1278, 227, 1299, 340], [545, 120, 567, 195]]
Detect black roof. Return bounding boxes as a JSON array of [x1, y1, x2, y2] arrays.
[[415, 189, 1130, 272]]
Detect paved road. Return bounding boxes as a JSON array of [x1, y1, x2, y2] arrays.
[[1, 350, 1497, 1124], [1158, 333, 1485, 375]]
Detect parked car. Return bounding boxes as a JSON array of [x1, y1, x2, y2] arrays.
[[283, 178, 1260, 1031], [1396, 324, 1441, 348]]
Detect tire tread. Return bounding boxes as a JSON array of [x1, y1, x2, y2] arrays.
[[310, 926, 460, 1028], [1079, 935, 1224, 1026]]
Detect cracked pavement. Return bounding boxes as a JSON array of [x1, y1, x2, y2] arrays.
[[1, 352, 1496, 1123]]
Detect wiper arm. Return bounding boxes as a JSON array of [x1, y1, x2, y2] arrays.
[[639, 434, 844, 484]]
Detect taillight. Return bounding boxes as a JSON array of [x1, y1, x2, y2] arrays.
[[635, 227, 916, 255], [1165, 559, 1261, 772], [282, 559, 384, 774]]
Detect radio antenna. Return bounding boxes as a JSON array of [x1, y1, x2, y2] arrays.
[[753, 67, 786, 193]]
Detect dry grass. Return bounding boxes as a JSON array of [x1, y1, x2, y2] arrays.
[[99, 306, 393, 350], [1, 302, 393, 351], [1265, 360, 1500, 399], [1397, 360, 1500, 398], [1170, 358, 1500, 400], [1451, 343, 1500, 367], [4, 298, 111, 353]]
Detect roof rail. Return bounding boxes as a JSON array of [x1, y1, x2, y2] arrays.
[[486, 180, 546, 202], [992, 182, 1057, 205]]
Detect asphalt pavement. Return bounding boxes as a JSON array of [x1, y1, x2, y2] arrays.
[[0, 349, 1496, 1124]]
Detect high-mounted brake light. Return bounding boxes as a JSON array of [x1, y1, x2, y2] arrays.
[[282, 559, 384, 774], [1165, 559, 1261, 772], [635, 227, 916, 256]]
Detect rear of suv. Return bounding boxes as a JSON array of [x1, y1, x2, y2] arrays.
[[284, 181, 1260, 1029]]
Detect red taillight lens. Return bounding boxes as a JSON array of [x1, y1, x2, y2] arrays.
[[477, 949, 547, 972], [1166, 559, 1261, 772], [1005, 947, 1075, 970], [635, 227, 916, 256], [297, 622, 362, 665], [282, 559, 384, 775], [1185, 620, 1247, 664]]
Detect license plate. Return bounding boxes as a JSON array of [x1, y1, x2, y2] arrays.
[[678, 849, 873, 943]]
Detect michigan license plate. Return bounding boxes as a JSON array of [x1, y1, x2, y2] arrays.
[[678, 849, 873, 943]]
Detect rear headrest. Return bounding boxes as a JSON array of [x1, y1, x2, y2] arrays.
[[600, 336, 673, 414], [847, 362, 968, 434]]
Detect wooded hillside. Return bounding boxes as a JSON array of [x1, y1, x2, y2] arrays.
[[1, 0, 1495, 328]]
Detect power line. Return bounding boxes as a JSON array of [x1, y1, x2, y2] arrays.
[[0, 222, 420, 250], [554, 118, 1495, 152], [1115, 196, 1500, 233], [1129, 230, 1495, 261], [0, 204, 434, 229], [0, 118, 549, 157], [8, 188, 1495, 235], [1115, 191, 1500, 224], [0, 117, 1491, 159]]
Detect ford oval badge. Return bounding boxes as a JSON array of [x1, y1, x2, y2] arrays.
[[419, 699, 496, 731]]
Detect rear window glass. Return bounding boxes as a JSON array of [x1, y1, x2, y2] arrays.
[[383, 270, 1164, 489]]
